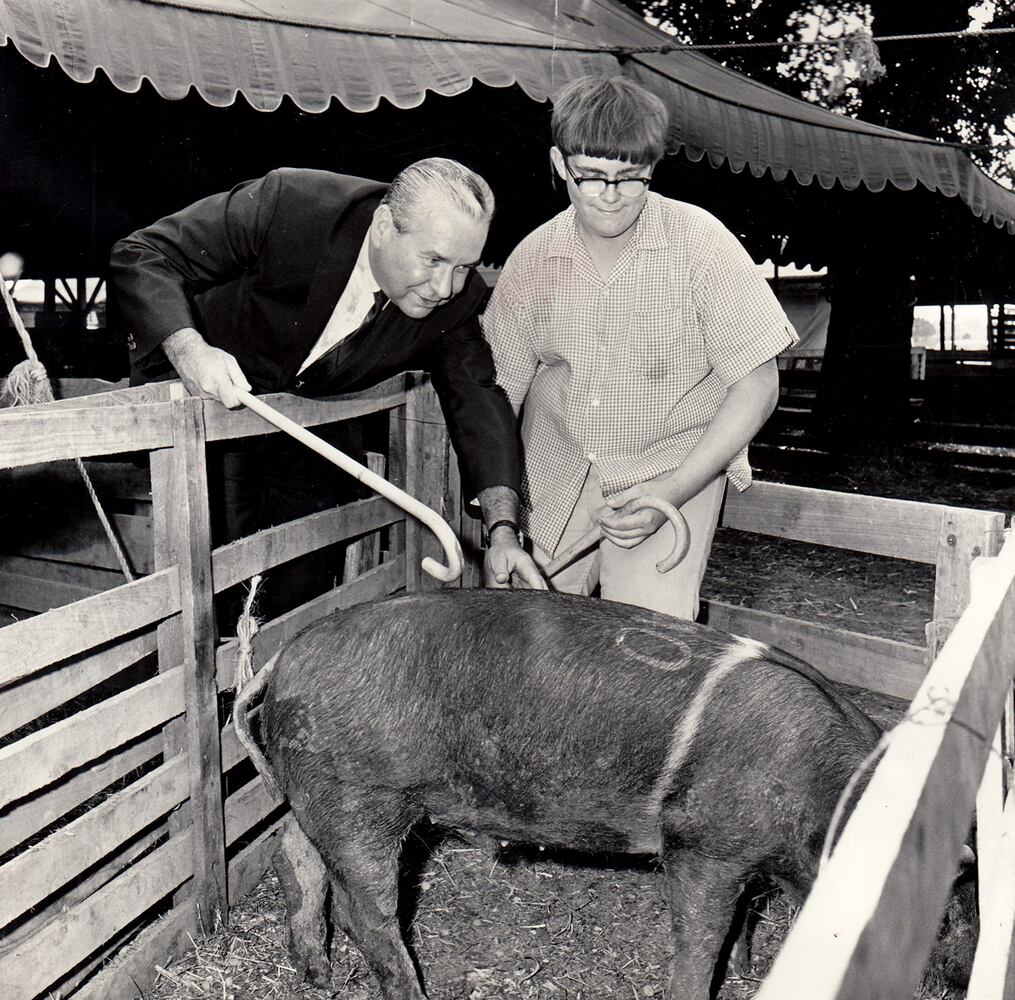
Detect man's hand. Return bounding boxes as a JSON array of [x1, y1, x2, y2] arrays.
[[162, 327, 252, 409], [484, 525, 548, 589]]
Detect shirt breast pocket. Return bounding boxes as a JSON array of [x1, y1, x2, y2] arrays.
[[626, 311, 705, 393], [626, 312, 673, 383]]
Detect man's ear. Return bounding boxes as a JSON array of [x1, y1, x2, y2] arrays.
[[372, 204, 395, 244]]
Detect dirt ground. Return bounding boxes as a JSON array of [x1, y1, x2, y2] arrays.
[[138, 450, 1009, 1000]]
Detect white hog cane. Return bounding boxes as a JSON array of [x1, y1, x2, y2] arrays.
[[541, 496, 691, 581], [236, 390, 464, 583]]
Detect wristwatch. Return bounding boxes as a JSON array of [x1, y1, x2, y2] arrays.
[[485, 519, 523, 545]]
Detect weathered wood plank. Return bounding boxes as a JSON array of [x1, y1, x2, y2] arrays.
[[0, 568, 179, 686], [216, 556, 405, 689], [68, 898, 200, 1000], [387, 402, 408, 559], [201, 377, 409, 443], [700, 599, 926, 700], [224, 774, 282, 847], [966, 786, 1015, 998], [227, 817, 287, 906], [0, 512, 153, 574], [721, 481, 1004, 565], [0, 567, 104, 613], [404, 379, 451, 592], [928, 506, 1007, 659], [0, 378, 161, 408], [344, 452, 386, 578], [0, 401, 174, 468], [0, 754, 188, 928], [5, 823, 167, 993], [0, 628, 158, 741], [0, 733, 163, 857], [211, 495, 400, 595], [171, 396, 228, 934], [756, 532, 1015, 1000], [0, 830, 192, 999], [0, 667, 184, 809], [3, 458, 152, 503]]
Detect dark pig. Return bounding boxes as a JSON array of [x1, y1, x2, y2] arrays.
[[233, 589, 976, 999]]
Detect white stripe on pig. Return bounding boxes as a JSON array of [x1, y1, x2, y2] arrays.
[[632, 636, 770, 853]]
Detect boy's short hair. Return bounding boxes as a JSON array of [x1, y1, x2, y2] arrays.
[[551, 75, 669, 166]]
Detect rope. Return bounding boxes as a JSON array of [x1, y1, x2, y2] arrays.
[[656, 24, 1015, 53], [0, 279, 136, 582], [136, 1, 1015, 54], [233, 574, 263, 695]]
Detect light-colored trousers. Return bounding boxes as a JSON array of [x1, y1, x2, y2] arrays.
[[532, 467, 727, 620]]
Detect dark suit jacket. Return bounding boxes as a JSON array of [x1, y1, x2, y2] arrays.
[[109, 167, 518, 498]]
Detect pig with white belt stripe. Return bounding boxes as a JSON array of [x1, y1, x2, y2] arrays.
[[234, 589, 976, 999]]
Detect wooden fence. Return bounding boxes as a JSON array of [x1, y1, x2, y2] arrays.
[[0, 374, 1010, 998], [0, 372, 476, 1000], [757, 526, 1015, 1000]]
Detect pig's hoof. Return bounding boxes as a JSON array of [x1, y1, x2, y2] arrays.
[[294, 953, 331, 987], [728, 938, 752, 977]]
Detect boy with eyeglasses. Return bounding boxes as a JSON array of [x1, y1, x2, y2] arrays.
[[482, 75, 797, 618]]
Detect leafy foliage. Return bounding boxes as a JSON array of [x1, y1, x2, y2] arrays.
[[619, 1, 1015, 186]]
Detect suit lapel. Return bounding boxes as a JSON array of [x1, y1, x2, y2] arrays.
[[281, 196, 379, 385]]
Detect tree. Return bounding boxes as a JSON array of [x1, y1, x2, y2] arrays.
[[621, 1, 1015, 186], [619, 2, 1015, 448]]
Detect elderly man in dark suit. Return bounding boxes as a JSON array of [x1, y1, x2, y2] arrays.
[[110, 158, 543, 593]]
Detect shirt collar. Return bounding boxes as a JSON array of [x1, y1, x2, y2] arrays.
[[351, 232, 382, 299], [547, 192, 667, 260]]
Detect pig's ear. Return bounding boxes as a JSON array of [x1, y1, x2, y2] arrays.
[[957, 843, 976, 874]]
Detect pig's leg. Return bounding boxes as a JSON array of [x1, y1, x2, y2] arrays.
[[273, 820, 331, 986], [661, 848, 748, 1000], [322, 816, 426, 1000]]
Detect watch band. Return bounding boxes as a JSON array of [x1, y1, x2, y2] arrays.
[[487, 519, 519, 536], [486, 518, 522, 545]]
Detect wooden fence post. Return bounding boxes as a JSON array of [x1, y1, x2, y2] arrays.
[[404, 376, 452, 592], [150, 396, 227, 933], [927, 507, 1006, 662]]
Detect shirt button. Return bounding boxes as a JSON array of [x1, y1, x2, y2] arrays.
[[588, 452, 596, 462], [590, 398, 600, 407]]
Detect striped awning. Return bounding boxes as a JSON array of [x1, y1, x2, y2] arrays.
[[3, 0, 1013, 232]]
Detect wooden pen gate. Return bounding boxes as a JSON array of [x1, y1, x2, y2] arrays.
[[0, 372, 475, 1000], [0, 374, 1011, 999]]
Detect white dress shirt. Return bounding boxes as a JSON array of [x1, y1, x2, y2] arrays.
[[298, 234, 385, 374]]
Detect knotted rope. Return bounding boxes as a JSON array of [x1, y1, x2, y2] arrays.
[[233, 574, 263, 694], [0, 278, 135, 582]]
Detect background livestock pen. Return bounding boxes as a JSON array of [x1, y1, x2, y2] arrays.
[[0, 375, 1012, 999]]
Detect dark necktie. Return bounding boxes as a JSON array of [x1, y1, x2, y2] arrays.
[[360, 288, 387, 330], [292, 288, 389, 393]]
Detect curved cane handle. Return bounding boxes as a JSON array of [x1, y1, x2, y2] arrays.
[[623, 496, 691, 573], [541, 494, 690, 580], [235, 391, 463, 583]]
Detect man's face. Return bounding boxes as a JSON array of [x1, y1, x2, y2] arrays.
[[551, 147, 652, 244], [370, 192, 489, 319]]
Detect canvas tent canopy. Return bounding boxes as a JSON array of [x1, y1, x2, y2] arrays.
[[3, 0, 1015, 236]]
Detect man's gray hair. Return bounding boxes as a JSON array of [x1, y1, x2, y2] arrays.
[[382, 157, 495, 232]]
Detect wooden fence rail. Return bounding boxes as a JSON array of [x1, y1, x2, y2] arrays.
[[0, 372, 1010, 999], [0, 372, 455, 1000], [757, 528, 1015, 1000]]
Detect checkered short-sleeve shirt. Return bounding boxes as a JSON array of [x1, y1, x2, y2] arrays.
[[482, 193, 798, 554]]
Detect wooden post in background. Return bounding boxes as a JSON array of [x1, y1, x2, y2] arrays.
[[404, 376, 452, 592], [927, 508, 1006, 663], [343, 452, 386, 578]]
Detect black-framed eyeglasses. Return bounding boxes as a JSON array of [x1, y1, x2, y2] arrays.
[[562, 158, 652, 197]]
